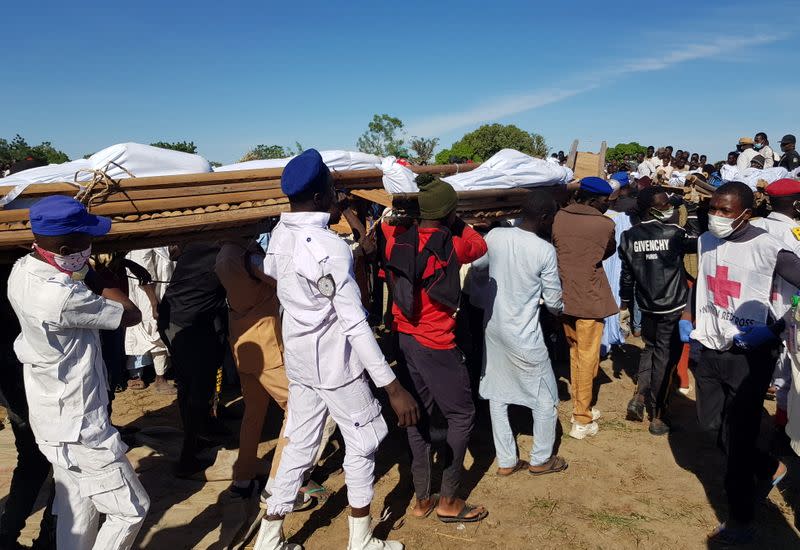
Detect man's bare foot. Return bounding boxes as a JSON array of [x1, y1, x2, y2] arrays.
[[435, 496, 488, 522], [410, 495, 438, 518], [154, 375, 177, 395], [496, 460, 528, 476]]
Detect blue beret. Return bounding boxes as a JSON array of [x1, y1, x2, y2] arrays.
[[29, 195, 111, 237], [610, 171, 630, 186], [580, 176, 618, 196], [281, 149, 331, 198]]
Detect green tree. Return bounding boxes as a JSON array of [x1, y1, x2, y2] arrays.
[[30, 142, 69, 164], [605, 142, 647, 164], [438, 124, 549, 164], [434, 141, 477, 165], [240, 144, 289, 162], [357, 114, 407, 157], [530, 133, 549, 159], [150, 140, 198, 154], [408, 136, 439, 165], [0, 134, 70, 168]]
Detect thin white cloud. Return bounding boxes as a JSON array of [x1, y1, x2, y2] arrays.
[[407, 33, 786, 138]]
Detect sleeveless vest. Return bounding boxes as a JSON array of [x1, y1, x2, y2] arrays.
[[693, 230, 782, 350]]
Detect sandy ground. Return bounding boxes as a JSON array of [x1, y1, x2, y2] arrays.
[[2, 336, 800, 550]]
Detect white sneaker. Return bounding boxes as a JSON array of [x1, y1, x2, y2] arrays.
[[253, 518, 303, 550], [347, 515, 403, 550], [569, 421, 600, 440], [570, 408, 602, 424]]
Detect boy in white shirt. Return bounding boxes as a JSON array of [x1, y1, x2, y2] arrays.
[[7, 196, 150, 550]]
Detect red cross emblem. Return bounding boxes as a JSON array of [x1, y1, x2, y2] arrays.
[[707, 265, 741, 308]]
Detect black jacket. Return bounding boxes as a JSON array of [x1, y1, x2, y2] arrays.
[[778, 150, 800, 172], [619, 220, 696, 314]]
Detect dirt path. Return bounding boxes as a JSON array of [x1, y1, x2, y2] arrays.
[[2, 337, 799, 549]]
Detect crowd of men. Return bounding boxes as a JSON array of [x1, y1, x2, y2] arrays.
[[1, 140, 800, 549]]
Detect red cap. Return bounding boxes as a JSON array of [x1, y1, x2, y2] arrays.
[[765, 178, 800, 197]]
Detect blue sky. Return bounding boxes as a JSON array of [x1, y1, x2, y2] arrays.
[[2, 0, 798, 164]]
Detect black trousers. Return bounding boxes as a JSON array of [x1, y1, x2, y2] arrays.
[[694, 344, 780, 524], [399, 333, 475, 500], [161, 321, 225, 460], [0, 359, 55, 547], [635, 310, 683, 417]]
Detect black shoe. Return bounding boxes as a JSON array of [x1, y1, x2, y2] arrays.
[[626, 396, 645, 422], [649, 418, 670, 436]]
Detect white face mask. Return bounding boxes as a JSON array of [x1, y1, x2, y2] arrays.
[[708, 212, 745, 239], [34, 244, 92, 274]]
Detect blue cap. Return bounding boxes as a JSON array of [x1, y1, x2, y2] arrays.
[[281, 149, 331, 198], [610, 171, 630, 186], [29, 196, 112, 237], [579, 176, 619, 196]]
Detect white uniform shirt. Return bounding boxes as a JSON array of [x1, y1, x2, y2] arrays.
[[758, 145, 777, 168], [7, 255, 124, 443], [264, 211, 396, 390], [751, 212, 800, 321]]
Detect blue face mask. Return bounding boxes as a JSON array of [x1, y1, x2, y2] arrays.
[[754, 143, 764, 150]]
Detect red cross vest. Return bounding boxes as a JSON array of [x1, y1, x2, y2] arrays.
[[694, 229, 783, 351]]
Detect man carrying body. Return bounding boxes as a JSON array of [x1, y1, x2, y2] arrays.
[[473, 189, 568, 476], [552, 177, 618, 439], [254, 149, 419, 550], [383, 174, 489, 524], [124, 247, 176, 393], [751, 179, 800, 430], [158, 241, 228, 477], [681, 182, 800, 544], [215, 237, 333, 510], [619, 187, 695, 435], [7, 196, 149, 549]]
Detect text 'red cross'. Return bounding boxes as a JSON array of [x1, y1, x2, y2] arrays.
[[707, 265, 741, 308]]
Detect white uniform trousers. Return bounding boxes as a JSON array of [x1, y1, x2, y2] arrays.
[[38, 437, 150, 550], [266, 374, 388, 516]]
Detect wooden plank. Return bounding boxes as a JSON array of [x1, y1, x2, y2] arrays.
[[0, 189, 288, 223], [0, 163, 479, 198], [566, 139, 579, 171], [598, 141, 608, 176], [350, 189, 393, 208]]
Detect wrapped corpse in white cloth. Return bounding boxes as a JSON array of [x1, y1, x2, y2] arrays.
[[443, 149, 573, 190]]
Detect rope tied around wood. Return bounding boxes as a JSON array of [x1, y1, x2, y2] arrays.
[[73, 162, 137, 211]]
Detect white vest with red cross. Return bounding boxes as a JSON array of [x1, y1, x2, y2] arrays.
[[693, 229, 783, 351]]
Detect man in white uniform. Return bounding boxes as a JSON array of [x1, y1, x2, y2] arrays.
[[7, 196, 150, 550], [253, 149, 419, 550], [751, 179, 800, 434], [680, 182, 800, 545]]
